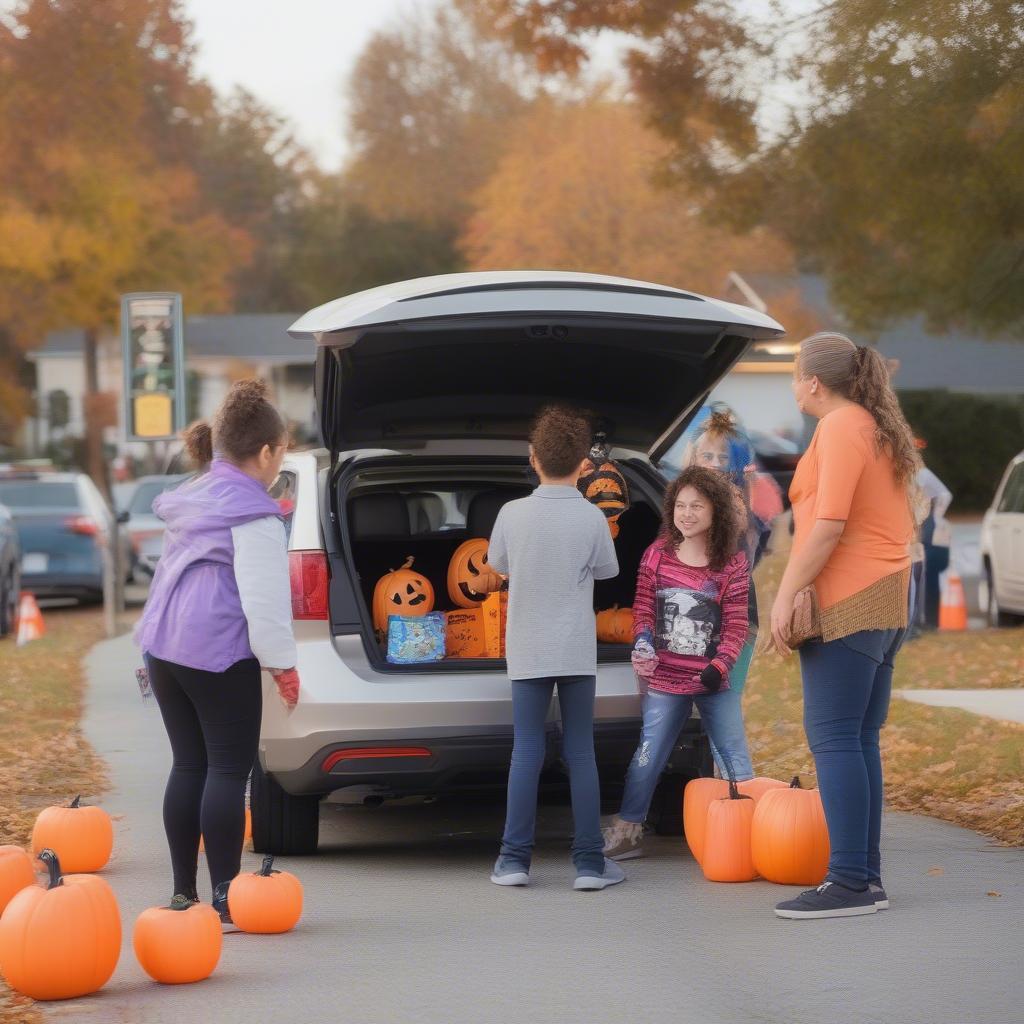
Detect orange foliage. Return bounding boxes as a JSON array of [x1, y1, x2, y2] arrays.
[[460, 98, 793, 293]]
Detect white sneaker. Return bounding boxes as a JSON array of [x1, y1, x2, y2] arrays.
[[490, 856, 530, 886], [574, 858, 626, 891]]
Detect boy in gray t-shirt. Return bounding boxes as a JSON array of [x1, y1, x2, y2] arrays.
[[486, 405, 625, 891]]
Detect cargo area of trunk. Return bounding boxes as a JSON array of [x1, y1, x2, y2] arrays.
[[333, 456, 663, 669]]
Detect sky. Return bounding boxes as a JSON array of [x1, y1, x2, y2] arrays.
[[181, 0, 433, 171]]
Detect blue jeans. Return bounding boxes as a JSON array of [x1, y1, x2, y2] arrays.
[[500, 676, 604, 874], [800, 628, 905, 889], [708, 636, 756, 778], [619, 687, 755, 824]]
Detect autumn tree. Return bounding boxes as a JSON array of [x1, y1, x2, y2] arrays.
[[461, 98, 792, 294], [343, 2, 533, 232], [466, 0, 1024, 337], [0, 0, 248, 482]]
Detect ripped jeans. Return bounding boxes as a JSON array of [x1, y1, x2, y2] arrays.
[[618, 688, 754, 824]]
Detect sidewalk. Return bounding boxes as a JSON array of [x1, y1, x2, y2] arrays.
[[896, 688, 1024, 725]]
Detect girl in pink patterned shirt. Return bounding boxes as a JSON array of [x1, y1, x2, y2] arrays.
[[603, 466, 752, 861]]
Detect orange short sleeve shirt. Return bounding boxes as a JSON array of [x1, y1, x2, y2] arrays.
[[790, 404, 912, 610]]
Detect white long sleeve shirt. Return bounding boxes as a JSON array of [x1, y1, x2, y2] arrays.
[[916, 467, 953, 519], [231, 516, 297, 670]]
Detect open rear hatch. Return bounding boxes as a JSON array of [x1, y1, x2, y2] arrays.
[[289, 271, 785, 460]]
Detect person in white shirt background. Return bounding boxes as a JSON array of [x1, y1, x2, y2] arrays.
[[913, 440, 954, 630]]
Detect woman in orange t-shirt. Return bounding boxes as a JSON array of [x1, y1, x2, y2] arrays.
[[770, 332, 919, 921]]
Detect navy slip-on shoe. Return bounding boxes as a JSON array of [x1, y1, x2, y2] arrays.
[[774, 880, 878, 920]]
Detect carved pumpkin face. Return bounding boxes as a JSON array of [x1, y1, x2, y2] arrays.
[[372, 557, 435, 636], [447, 538, 505, 609], [577, 458, 629, 538]]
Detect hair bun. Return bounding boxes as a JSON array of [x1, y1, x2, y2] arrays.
[[182, 420, 213, 466], [223, 378, 270, 416]]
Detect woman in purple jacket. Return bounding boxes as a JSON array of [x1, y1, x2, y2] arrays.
[[136, 380, 298, 928]]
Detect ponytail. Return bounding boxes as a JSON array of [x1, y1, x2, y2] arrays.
[[183, 420, 213, 468], [798, 333, 920, 485]]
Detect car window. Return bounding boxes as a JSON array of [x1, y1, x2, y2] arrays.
[[129, 479, 184, 515], [0, 480, 80, 508], [997, 464, 1024, 514]]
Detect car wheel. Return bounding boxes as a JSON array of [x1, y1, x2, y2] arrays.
[[986, 567, 1024, 628], [250, 760, 321, 855], [0, 580, 9, 638]]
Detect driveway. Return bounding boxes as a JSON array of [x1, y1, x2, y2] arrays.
[[53, 632, 1024, 1024]]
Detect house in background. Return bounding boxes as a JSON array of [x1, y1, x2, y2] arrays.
[[25, 314, 316, 457], [712, 271, 1024, 444]]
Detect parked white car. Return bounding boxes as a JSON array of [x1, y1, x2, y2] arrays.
[[980, 449, 1024, 627], [252, 270, 784, 855]]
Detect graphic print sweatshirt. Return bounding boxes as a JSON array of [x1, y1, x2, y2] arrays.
[[632, 540, 749, 695]]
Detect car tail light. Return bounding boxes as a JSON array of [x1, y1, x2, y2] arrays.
[[321, 747, 432, 772], [64, 516, 99, 536], [289, 550, 329, 620]]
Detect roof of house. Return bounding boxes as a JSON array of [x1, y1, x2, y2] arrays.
[[31, 314, 313, 366], [728, 272, 1024, 393]]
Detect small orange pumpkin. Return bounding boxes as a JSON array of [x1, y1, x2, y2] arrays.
[[0, 846, 36, 915], [133, 901, 222, 984], [682, 777, 729, 865], [228, 855, 303, 934], [0, 849, 121, 1001], [596, 606, 633, 643], [372, 557, 434, 637], [447, 538, 505, 608], [31, 794, 113, 873], [702, 780, 757, 882], [751, 776, 830, 885]]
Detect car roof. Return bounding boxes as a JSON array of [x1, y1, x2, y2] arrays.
[[288, 270, 784, 340]]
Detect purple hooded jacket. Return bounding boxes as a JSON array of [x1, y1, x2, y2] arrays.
[[136, 458, 284, 673]]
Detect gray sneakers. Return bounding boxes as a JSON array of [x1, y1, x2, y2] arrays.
[[574, 858, 627, 891], [602, 818, 645, 861], [490, 856, 530, 887]]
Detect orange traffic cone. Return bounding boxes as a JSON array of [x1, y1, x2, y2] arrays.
[[15, 592, 45, 646], [938, 572, 967, 631]]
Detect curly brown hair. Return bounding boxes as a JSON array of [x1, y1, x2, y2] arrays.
[[529, 404, 591, 478], [661, 466, 742, 571], [184, 379, 287, 466]]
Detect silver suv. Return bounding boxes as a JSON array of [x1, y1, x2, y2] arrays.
[[253, 271, 783, 854]]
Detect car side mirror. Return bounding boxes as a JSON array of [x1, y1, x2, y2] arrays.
[[116, 509, 131, 524]]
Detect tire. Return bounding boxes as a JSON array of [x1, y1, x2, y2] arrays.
[[0, 580, 10, 638], [250, 760, 321, 855], [986, 566, 1024, 628]]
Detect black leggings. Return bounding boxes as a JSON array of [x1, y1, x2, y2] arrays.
[[145, 654, 262, 897]]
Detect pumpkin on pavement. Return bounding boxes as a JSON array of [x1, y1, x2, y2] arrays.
[[0, 846, 36, 915], [751, 776, 830, 885], [31, 795, 113, 873], [133, 900, 222, 984], [0, 849, 121, 1001], [228, 855, 303, 934], [701, 781, 757, 883]]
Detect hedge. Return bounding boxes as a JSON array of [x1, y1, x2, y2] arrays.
[[899, 390, 1024, 512]]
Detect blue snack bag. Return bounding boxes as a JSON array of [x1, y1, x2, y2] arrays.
[[386, 612, 446, 664]]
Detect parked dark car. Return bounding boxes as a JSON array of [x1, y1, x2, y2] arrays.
[[0, 472, 122, 604], [0, 501, 20, 637]]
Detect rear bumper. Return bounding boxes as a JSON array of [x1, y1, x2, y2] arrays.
[[22, 573, 103, 599], [265, 718, 707, 798]]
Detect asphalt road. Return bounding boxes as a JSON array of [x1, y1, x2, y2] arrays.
[[50, 632, 1024, 1024]]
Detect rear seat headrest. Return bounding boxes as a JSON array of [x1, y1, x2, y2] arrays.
[[348, 493, 411, 539], [467, 488, 531, 539]]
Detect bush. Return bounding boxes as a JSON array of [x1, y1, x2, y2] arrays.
[[899, 390, 1024, 512]]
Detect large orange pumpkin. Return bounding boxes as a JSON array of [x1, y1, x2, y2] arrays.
[[701, 781, 757, 882], [31, 795, 113, 873], [372, 557, 434, 637], [0, 849, 121, 1001], [228, 855, 303, 934], [577, 444, 629, 539], [0, 846, 36, 915], [751, 776, 830, 885], [682, 777, 729, 865], [133, 901, 222, 984], [596, 606, 633, 643], [447, 538, 505, 608]]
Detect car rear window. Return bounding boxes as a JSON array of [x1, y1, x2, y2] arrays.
[[0, 480, 80, 509], [129, 479, 184, 515]]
